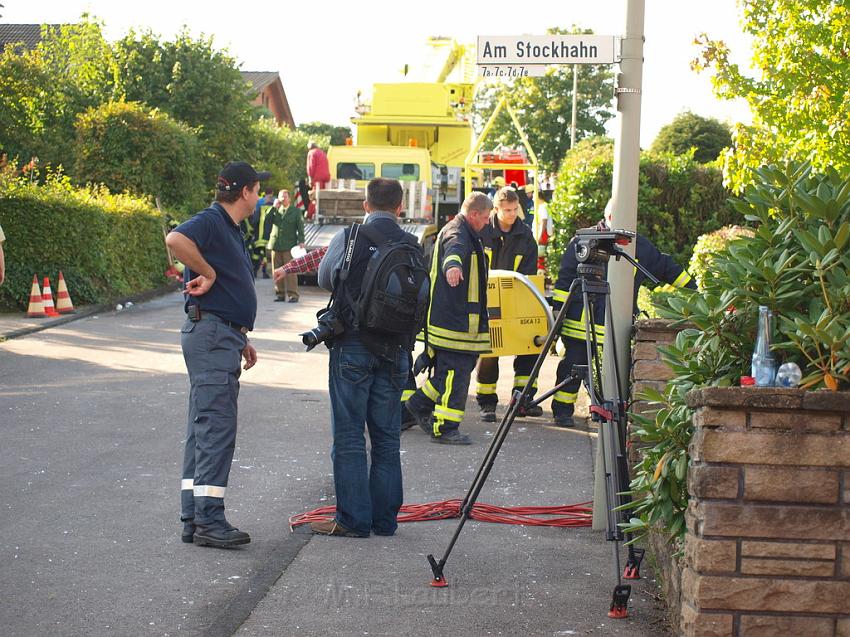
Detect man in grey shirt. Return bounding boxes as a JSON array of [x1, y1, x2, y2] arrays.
[[312, 178, 412, 538]]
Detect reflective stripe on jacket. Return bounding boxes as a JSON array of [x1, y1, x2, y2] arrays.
[[426, 215, 490, 353], [254, 205, 274, 248]]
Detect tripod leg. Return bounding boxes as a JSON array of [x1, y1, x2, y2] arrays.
[[601, 298, 645, 581], [426, 278, 582, 587], [579, 275, 635, 618]]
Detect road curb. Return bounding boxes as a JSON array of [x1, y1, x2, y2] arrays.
[[0, 282, 181, 342]]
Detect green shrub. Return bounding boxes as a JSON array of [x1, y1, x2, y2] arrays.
[[649, 111, 732, 164], [624, 161, 850, 547], [0, 167, 168, 311], [637, 225, 754, 318], [546, 137, 613, 274], [547, 138, 739, 277], [688, 225, 754, 290], [244, 119, 320, 192], [74, 100, 207, 216]]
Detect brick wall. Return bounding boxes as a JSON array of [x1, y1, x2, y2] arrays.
[[631, 319, 682, 410], [631, 319, 689, 632], [682, 387, 850, 637], [631, 319, 685, 464]]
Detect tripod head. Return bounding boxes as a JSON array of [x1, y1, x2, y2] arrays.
[[573, 226, 660, 285], [574, 226, 634, 281]]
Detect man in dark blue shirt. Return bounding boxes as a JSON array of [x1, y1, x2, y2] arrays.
[[166, 161, 268, 548]]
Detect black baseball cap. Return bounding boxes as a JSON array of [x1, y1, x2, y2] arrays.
[[216, 161, 271, 192]]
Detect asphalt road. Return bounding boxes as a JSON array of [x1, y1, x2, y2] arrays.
[[0, 280, 667, 636]]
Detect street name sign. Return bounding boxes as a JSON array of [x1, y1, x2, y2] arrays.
[[477, 35, 617, 66]]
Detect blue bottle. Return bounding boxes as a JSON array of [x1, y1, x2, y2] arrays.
[[751, 306, 776, 387]]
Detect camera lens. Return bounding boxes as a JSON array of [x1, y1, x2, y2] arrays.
[[300, 324, 334, 351], [301, 328, 320, 348]]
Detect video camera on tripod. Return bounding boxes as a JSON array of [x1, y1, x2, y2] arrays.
[[573, 227, 635, 266], [426, 224, 656, 620]]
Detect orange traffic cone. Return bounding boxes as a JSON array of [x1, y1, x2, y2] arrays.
[[42, 276, 59, 317], [55, 271, 76, 314], [26, 275, 46, 318]]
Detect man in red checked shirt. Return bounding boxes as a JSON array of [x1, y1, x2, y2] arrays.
[[273, 246, 328, 280]]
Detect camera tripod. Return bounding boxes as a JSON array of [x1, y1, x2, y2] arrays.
[[426, 234, 659, 619]]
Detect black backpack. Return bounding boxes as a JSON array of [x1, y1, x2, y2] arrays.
[[352, 223, 430, 338]]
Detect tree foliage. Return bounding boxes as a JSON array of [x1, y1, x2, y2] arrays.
[[0, 15, 320, 230], [693, 0, 850, 190], [650, 111, 732, 163], [547, 137, 738, 275], [0, 46, 54, 164], [74, 100, 206, 214], [297, 122, 352, 146], [112, 29, 254, 181], [472, 27, 615, 174], [0, 19, 117, 169]]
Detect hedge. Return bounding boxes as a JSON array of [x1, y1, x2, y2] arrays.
[[547, 137, 740, 276], [74, 100, 208, 217], [0, 169, 168, 311]]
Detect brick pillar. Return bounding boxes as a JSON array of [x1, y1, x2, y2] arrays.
[[630, 319, 691, 633], [682, 387, 850, 637], [631, 319, 687, 464]]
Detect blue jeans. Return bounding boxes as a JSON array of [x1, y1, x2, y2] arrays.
[[328, 338, 408, 536]]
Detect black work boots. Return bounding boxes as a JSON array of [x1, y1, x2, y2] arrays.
[[192, 522, 250, 548]]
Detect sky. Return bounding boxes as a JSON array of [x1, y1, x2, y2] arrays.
[[3, 0, 754, 148]]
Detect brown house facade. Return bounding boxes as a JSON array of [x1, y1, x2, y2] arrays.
[[241, 71, 295, 129]]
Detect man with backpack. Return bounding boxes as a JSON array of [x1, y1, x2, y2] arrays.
[[313, 178, 429, 537], [404, 192, 493, 445]]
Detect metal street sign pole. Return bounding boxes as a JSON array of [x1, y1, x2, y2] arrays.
[[594, 0, 645, 531], [571, 64, 578, 148]]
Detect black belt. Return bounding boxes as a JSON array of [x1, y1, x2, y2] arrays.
[[197, 311, 250, 335]]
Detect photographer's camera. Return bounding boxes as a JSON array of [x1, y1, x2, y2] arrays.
[[300, 308, 345, 351]]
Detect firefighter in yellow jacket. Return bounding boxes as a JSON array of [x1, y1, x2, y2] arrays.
[[404, 192, 493, 445], [475, 187, 540, 422], [550, 203, 697, 427]]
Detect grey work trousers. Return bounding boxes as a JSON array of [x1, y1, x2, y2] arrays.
[[179, 316, 246, 526]]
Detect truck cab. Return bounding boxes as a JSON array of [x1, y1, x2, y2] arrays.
[[304, 145, 438, 263], [328, 145, 432, 200]]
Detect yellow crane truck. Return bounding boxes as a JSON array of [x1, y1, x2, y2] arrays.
[[305, 38, 477, 261]]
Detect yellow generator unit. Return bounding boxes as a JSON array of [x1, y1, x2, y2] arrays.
[[482, 270, 553, 358]]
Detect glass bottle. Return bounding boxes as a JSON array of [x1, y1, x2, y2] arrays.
[[751, 306, 776, 387]]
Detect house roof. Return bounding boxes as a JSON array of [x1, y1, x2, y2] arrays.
[[240, 71, 281, 95], [0, 24, 60, 51], [240, 71, 295, 128]]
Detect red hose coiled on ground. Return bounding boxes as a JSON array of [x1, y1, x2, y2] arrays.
[[289, 500, 592, 530]]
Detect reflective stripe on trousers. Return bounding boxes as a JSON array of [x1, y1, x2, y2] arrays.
[[180, 318, 245, 526], [406, 349, 478, 436]]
